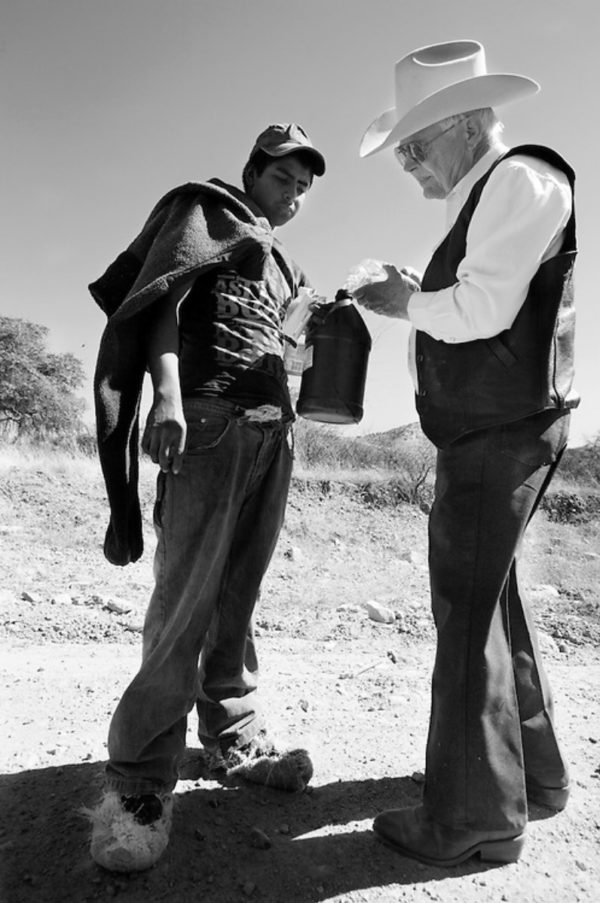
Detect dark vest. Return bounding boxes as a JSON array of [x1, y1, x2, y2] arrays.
[[416, 145, 579, 448]]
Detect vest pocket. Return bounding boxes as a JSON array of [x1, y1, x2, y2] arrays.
[[485, 336, 517, 369]]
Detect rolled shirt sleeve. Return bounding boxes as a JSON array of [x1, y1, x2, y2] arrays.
[[407, 155, 572, 343]]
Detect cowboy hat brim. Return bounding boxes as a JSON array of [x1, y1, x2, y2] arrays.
[[359, 73, 540, 157]]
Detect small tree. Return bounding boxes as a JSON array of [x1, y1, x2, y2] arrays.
[[0, 316, 86, 439]]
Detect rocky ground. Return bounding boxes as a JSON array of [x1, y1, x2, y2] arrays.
[[0, 452, 599, 902]]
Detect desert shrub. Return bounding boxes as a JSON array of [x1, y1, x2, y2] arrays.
[[293, 420, 436, 508], [358, 479, 413, 508], [560, 436, 600, 486], [541, 489, 600, 524], [293, 420, 357, 470], [75, 432, 98, 456]]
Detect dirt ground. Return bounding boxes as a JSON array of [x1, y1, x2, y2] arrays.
[[1, 454, 599, 902]]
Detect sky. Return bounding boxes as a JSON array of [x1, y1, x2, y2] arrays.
[[2, 0, 599, 445]]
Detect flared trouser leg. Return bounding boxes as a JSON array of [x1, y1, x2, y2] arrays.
[[423, 411, 570, 832]]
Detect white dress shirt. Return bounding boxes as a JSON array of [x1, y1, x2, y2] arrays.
[[407, 145, 572, 387]]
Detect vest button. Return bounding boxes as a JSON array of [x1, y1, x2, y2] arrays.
[[416, 354, 424, 363], [419, 388, 428, 397]]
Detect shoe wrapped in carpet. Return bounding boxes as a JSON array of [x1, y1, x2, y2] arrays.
[[84, 791, 173, 872], [208, 731, 313, 791]]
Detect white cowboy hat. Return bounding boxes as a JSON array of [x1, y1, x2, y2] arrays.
[[359, 40, 539, 157]]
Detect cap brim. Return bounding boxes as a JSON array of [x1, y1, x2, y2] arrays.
[[359, 73, 540, 157], [263, 142, 326, 176]]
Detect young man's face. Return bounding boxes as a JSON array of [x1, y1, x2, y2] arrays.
[[246, 155, 313, 227]]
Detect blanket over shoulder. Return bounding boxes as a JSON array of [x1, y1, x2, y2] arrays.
[[91, 179, 280, 566]]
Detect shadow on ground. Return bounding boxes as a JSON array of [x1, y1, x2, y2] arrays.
[[0, 753, 533, 903]]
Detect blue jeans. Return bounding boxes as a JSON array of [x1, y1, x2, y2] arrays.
[[423, 410, 570, 832], [106, 398, 293, 794]]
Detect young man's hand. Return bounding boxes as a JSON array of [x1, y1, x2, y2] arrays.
[[142, 396, 187, 474], [284, 287, 327, 341]]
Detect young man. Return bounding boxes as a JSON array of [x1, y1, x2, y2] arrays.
[[355, 41, 577, 867], [87, 123, 326, 872]]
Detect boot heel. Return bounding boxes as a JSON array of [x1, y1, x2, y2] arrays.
[[479, 833, 525, 863]]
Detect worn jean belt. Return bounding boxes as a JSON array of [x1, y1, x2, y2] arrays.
[[239, 405, 283, 423], [183, 397, 286, 424]]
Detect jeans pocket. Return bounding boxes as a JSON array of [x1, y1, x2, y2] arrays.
[[499, 411, 570, 466], [186, 413, 233, 452]]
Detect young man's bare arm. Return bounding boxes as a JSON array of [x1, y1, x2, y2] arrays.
[[141, 280, 193, 474]]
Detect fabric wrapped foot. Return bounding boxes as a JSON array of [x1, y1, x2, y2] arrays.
[[84, 791, 173, 872], [208, 731, 313, 791]]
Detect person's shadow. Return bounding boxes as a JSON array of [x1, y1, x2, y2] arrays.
[[0, 754, 553, 903]]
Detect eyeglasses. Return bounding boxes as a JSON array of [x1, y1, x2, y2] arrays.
[[394, 120, 462, 165]]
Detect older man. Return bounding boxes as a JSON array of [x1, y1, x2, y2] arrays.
[[356, 41, 578, 867]]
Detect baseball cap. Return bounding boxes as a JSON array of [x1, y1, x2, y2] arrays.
[[248, 123, 326, 176]]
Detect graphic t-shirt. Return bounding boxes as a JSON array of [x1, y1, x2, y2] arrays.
[[178, 243, 303, 416]]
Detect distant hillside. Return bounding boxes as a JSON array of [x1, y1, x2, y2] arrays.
[[365, 422, 427, 448], [365, 424, 600, 485], [360, 423, 600, 522]]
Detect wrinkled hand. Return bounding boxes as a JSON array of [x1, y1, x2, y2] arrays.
[[353, 264, 421, 320], [141, 397, 187, 474], [284, 287, 328, 341]]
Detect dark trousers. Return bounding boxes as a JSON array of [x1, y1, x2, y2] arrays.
[[423, 410, 570, 832]]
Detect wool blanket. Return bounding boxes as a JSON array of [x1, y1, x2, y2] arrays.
[[90, 179, 279, 566]]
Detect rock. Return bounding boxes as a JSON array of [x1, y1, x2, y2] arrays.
[[103, 598, 133, 615], [124, 621, 143, 635], [51, 593, 73, 606], [284, 545, 303, 562], [537, 631, 559, 655], [364, 600, 395, 624], [21, 590, 44, 604], [400, 549, 426, 566], [249, 827, 271, 850], [529, 584, 560, 599]]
